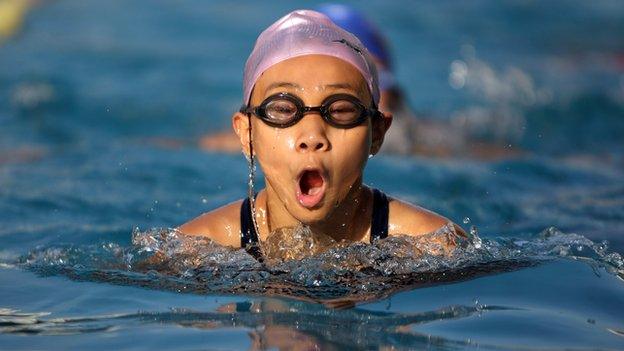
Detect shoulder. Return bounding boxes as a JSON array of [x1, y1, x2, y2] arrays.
[[176, 199, 243, 248], [387, 195, 465, 237]]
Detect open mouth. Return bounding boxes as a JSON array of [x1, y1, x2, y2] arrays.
[[296, 169, 326, 208]]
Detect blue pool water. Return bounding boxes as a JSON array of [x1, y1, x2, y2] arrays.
[[1, 0, 624, 349]]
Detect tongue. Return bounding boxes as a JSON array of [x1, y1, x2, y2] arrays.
[[300, 171, 323, 195]]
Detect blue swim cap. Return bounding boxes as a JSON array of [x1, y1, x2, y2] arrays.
[[315, 3, 391, 68]]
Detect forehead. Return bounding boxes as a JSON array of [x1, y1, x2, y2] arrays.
[[251, 55, 371, 104]]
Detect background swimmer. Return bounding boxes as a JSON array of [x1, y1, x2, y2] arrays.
[[179, 10, 465, 259]]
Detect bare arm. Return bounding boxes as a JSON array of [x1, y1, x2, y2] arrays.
[[387, 197, 466, 253]]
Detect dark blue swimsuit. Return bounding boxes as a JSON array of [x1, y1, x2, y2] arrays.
[[240, 188, 389, 260]]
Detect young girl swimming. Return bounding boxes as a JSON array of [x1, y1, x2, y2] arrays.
[[179, 10, 464, 260]]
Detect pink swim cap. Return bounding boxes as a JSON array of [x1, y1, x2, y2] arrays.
[[242, 10, 380, 106]]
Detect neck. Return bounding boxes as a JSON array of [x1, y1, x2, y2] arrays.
[[258, 179, 371, 242], [309, 182, 370, 242]]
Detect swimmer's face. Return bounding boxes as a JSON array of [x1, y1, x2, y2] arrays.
[[234, 55, 391, 225]]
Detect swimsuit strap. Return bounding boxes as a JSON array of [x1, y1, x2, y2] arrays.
[[240, 196, 262, 261], [370, 188, 389, 243]]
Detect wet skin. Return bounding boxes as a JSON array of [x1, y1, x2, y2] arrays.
[[179, 55, 462, 247]]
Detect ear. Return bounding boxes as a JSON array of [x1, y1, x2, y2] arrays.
[[232, 112, 252, 157], [370, 111, 393, 155]]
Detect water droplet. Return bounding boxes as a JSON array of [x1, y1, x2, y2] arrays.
[[463, 217, 470, 224], [470, 225, 478, 236], [201, 198, 207, 204], [470, 225, 482, 249], [368, 154, 374, 159]]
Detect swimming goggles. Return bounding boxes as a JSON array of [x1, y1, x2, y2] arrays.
[[240, 92, 382, 128]]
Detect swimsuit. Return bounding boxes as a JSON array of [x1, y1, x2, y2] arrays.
[[240, 188, 389, 260]]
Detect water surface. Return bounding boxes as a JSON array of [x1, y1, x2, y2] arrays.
[[1, 0, 624, 349]]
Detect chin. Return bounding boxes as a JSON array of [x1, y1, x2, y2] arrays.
[[291, 205, 334, 226]]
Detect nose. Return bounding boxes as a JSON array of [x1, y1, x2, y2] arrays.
[[295, 113, 330, 153], [297, 135, 328, 152]]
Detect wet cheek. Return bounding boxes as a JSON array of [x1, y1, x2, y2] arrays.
[[286, 137, 297, 150], [258, 152, 283, 178], [255, 129, 297, 154], [336, 155, 366, 183], [255, 133, 295, 182], [330, 133, 369, 183]]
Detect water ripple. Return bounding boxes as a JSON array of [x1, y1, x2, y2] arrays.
[[14, 227, 624, 306]]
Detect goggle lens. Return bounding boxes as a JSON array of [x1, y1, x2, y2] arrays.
[[327, 99, 363, 126], [265, 99, 298, 123]]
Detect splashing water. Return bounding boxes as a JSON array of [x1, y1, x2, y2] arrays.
[[15, 226, 624, 306]]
